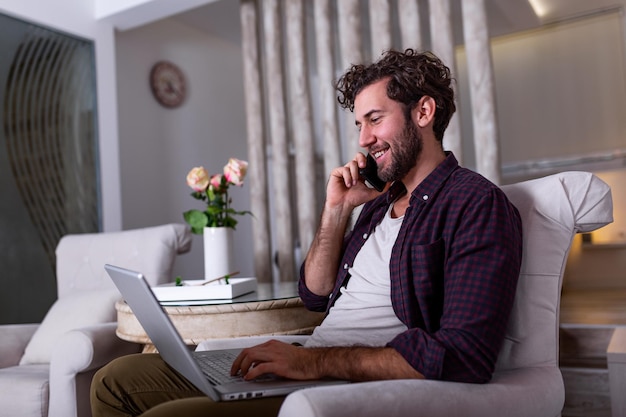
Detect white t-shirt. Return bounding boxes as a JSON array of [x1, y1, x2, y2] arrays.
[[305, 205, 408, 347]]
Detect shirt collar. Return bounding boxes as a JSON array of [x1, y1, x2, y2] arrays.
[[381, 151, 459, 205], [406, 151, 459, 204], [385, 181, 407, 204]]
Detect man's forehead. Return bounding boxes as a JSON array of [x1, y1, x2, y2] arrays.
[[354, 80, 393, 117]]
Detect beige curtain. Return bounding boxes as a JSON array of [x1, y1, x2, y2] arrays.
[[239, 0, 499, 283]]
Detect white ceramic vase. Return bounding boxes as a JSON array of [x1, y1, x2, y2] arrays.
[[203, 227, 235, 280]]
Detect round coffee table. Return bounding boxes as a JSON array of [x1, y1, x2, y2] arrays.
[[115, 281, 325, 352]]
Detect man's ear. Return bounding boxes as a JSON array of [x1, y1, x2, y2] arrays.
[[413, 96, 436, 128]]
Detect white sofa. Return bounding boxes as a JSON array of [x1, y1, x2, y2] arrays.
[[197, 171, 613, 417], [0, 223, 192, 417]]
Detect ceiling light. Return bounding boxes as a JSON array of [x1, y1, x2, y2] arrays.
[[527, 0, 549, 18]]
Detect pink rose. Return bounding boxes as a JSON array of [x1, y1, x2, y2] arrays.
[[210, 174, 225, 192], [224, 158, 248, 186], [186, 167, 209, 192]]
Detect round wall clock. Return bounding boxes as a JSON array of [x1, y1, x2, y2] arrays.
[[149, 61, 187, 108]]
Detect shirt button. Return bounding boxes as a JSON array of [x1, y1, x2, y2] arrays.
[[343, 263, 349, 270], [362, 233, 368, 239], [422, 194, 429, 201]]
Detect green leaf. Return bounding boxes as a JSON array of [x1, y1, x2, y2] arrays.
[[191, 191, 206, 201], [183, 209, 208, 234]]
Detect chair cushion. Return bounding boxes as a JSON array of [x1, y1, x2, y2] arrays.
[[0, 364, 50, 417], [19, 289, 120, 365]]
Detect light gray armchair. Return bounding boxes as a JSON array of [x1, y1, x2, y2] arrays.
[[0, 223, 191, 417], [197, 171, 613, 417]]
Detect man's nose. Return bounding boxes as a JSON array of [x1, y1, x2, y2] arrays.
[[358, 125, 374, 148]]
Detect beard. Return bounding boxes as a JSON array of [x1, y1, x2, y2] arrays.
[[378, 117, 423, 183]]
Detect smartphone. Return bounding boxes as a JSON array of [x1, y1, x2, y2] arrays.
[[359, 153, 386, 192]]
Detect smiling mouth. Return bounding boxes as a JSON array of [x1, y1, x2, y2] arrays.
[[373, 149, 388, 159]]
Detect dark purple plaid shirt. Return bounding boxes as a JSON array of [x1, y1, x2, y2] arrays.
[[299, 153, 522, 383]]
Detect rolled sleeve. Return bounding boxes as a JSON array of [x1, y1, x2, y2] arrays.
[[298, 264, 331, 312]]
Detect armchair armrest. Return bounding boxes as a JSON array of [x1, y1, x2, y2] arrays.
[[0, 323, 39, 368], [48, 322, 142, 417], [608, 327, 626, 417], [50, 322, 141, 375], [279, 367, 564, 417]]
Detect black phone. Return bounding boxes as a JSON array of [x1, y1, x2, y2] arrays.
[[359, 153, 386, 192]]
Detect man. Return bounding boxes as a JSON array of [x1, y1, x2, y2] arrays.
[[91, 49, 522, 417]]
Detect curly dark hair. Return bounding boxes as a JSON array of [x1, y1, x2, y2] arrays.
[[335, 49, 456, 142]]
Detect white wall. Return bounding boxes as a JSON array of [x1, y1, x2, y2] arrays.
[[115, 7, 254, 280], [0, 0, 123, 232]]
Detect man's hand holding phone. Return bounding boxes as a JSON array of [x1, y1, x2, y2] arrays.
[[325, 153, 387, 211]]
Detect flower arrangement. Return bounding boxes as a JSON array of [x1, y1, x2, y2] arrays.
[[183, 158, 251, 234]]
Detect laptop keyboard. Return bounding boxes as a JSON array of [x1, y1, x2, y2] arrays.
[[195, 351, 244, 385]]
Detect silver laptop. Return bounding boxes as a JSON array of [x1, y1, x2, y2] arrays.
[[104, 264, 346, 402]]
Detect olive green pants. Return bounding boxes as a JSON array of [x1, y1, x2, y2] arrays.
[[90, 353, 285, 417]]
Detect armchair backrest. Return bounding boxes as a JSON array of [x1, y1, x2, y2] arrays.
[[55, 223, 192, 298], [496, 172, 613, 371]]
